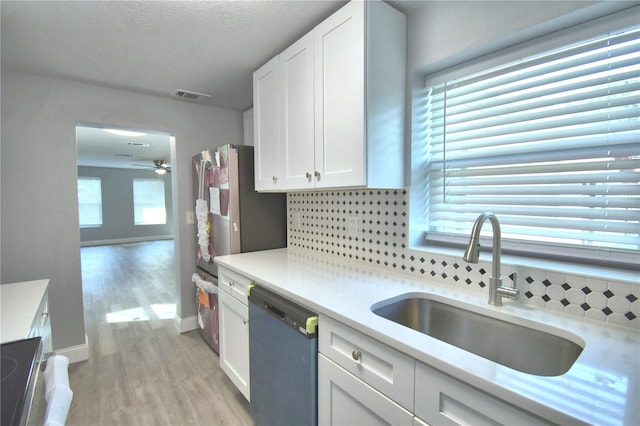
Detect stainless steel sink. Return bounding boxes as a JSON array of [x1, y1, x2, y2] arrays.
[[372, 295, 583, 376]]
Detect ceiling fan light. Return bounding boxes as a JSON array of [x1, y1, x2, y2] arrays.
[[155, 168, 167, 175], [104, 129, 147, 137]]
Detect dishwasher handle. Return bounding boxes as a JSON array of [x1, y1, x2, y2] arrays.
[[264, 302, 285, 320], [249, 285, 318, 337]]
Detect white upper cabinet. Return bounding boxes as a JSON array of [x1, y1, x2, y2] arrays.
[[253, 0, 406, 192], [253, 56, 281, 191], [280, 32, 316, 190]]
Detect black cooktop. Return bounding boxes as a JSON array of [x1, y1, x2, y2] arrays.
[[1, 337, 42, 426]]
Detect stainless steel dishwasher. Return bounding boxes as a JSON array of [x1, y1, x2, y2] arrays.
[[248, 285, 318, 426]]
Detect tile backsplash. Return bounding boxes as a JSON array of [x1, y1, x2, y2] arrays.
[[287, 189, 639, 329]]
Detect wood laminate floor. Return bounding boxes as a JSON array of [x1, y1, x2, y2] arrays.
[[67, 240, 253, 426]]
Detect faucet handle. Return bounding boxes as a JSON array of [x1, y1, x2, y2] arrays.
[[497, 271, 519, 300]]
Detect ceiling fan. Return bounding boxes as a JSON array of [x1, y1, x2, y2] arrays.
[[133, 159, 172, 174]]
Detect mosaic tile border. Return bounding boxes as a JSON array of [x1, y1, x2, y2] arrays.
[[287, 190, 639, 329]]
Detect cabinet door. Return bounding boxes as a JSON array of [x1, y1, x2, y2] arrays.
[[319, 354, 413, 426], [218, 289, 250, 401], [314, 0, 365, 189], [253, 55, 282, 191], [280, 31, 315, 190]]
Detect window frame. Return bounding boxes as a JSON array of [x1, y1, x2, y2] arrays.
[[409, 8, 640, 271]]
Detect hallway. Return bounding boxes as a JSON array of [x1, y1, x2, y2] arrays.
[[67, 240, 253, 425]]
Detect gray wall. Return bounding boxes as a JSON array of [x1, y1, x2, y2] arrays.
[[403, 0, 600, 74], [78, 166, 174, 244], [1, 73, 242, 350]]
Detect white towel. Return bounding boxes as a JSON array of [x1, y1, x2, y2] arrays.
[[44, 355, 70, 402], [192, 273, 218, 294], [44, 385, 73, 426], [195, 199, 211, 262]]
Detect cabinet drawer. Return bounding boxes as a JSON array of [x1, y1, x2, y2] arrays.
[[319, 315, 415, 411], [218, 267, 252, 304], [415, 362, 549, 426]]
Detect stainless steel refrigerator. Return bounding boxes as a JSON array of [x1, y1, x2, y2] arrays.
[[191, 144, 286, 351]]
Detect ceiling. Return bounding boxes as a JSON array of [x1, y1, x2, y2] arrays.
[[75, 125, 172, 170], [1, 0, 351, 112]]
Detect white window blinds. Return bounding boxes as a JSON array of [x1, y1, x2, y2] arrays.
[[422, 26, 640, 265]]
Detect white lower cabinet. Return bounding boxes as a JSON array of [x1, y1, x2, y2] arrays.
[[319, 315, 415, 410], [318, 315, 415, 426], [414, 362, 549, 426], [319, 354, 413, 426], [318, 315, 552, 426], [218, 288, 250, 401]]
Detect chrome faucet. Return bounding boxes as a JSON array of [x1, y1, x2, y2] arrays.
[[463, 212, 519, 306]]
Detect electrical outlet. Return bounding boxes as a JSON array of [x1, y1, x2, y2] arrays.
[[347, 215, 359, 236], [186, 211, 195, 225]]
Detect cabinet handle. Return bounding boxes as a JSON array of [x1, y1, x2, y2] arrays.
[[352, 350, 362, 361], [314, 171, 321, 179], [272, 176, 277, 182], [243, 319, 248, 325], [306, 172, 312, 179], [229, 281, 235, 287]]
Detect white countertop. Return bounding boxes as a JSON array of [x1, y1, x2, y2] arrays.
[[216, 248, 639, 426], [1, 279, 49, 344]]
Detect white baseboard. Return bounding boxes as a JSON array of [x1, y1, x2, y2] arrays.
[[56, 335, 90, 364], [174, 314, 198, 333], [80, 235, 173, 247]]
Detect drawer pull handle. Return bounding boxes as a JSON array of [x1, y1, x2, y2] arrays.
[[243, 319, 248, 325], [229, 281, 235, 287], [352, 350, 362, 361]]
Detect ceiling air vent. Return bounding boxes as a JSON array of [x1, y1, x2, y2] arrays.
[[175, 89, 211, 100]]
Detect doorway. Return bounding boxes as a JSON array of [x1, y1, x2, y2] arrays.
[[75, 122, 178, 329]]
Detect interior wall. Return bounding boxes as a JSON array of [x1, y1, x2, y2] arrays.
[[78, 166, 174, 244], [1, 73, 242, 351], [403, 0, 600, 74]]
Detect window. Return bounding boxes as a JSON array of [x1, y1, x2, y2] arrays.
[[133, 179, 166, 225], [416, 26, 639, 267], [78, 177, 103, 227]]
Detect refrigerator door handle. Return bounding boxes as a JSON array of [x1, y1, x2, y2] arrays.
[[198, 159, 207, 199]]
